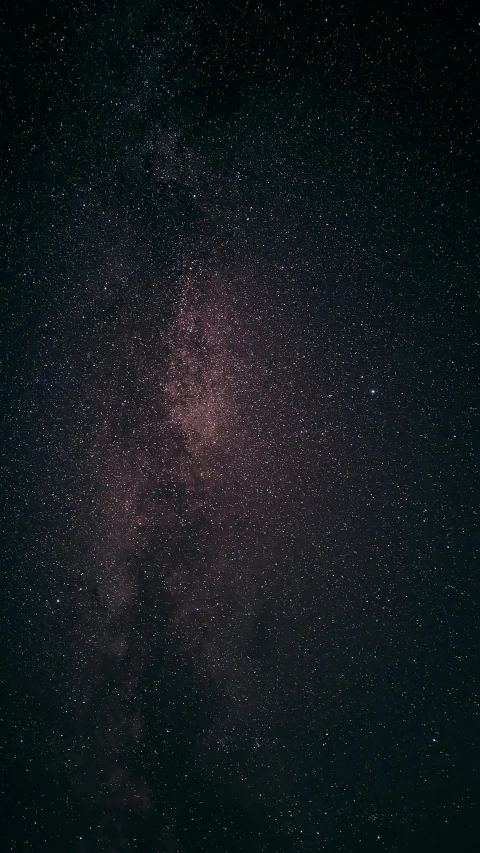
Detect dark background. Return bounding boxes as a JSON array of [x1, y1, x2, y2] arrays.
[[0, 2, 478, 851]]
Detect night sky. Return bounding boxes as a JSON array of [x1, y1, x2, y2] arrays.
[[0, 2, 478, 852]]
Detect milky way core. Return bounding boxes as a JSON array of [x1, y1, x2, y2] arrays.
[[69, 265, 310, 849]]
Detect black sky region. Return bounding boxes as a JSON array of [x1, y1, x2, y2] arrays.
[[0, 2, 478, 852]]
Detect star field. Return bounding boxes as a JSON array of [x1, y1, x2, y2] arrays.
[[0, 2, 477, 852]]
